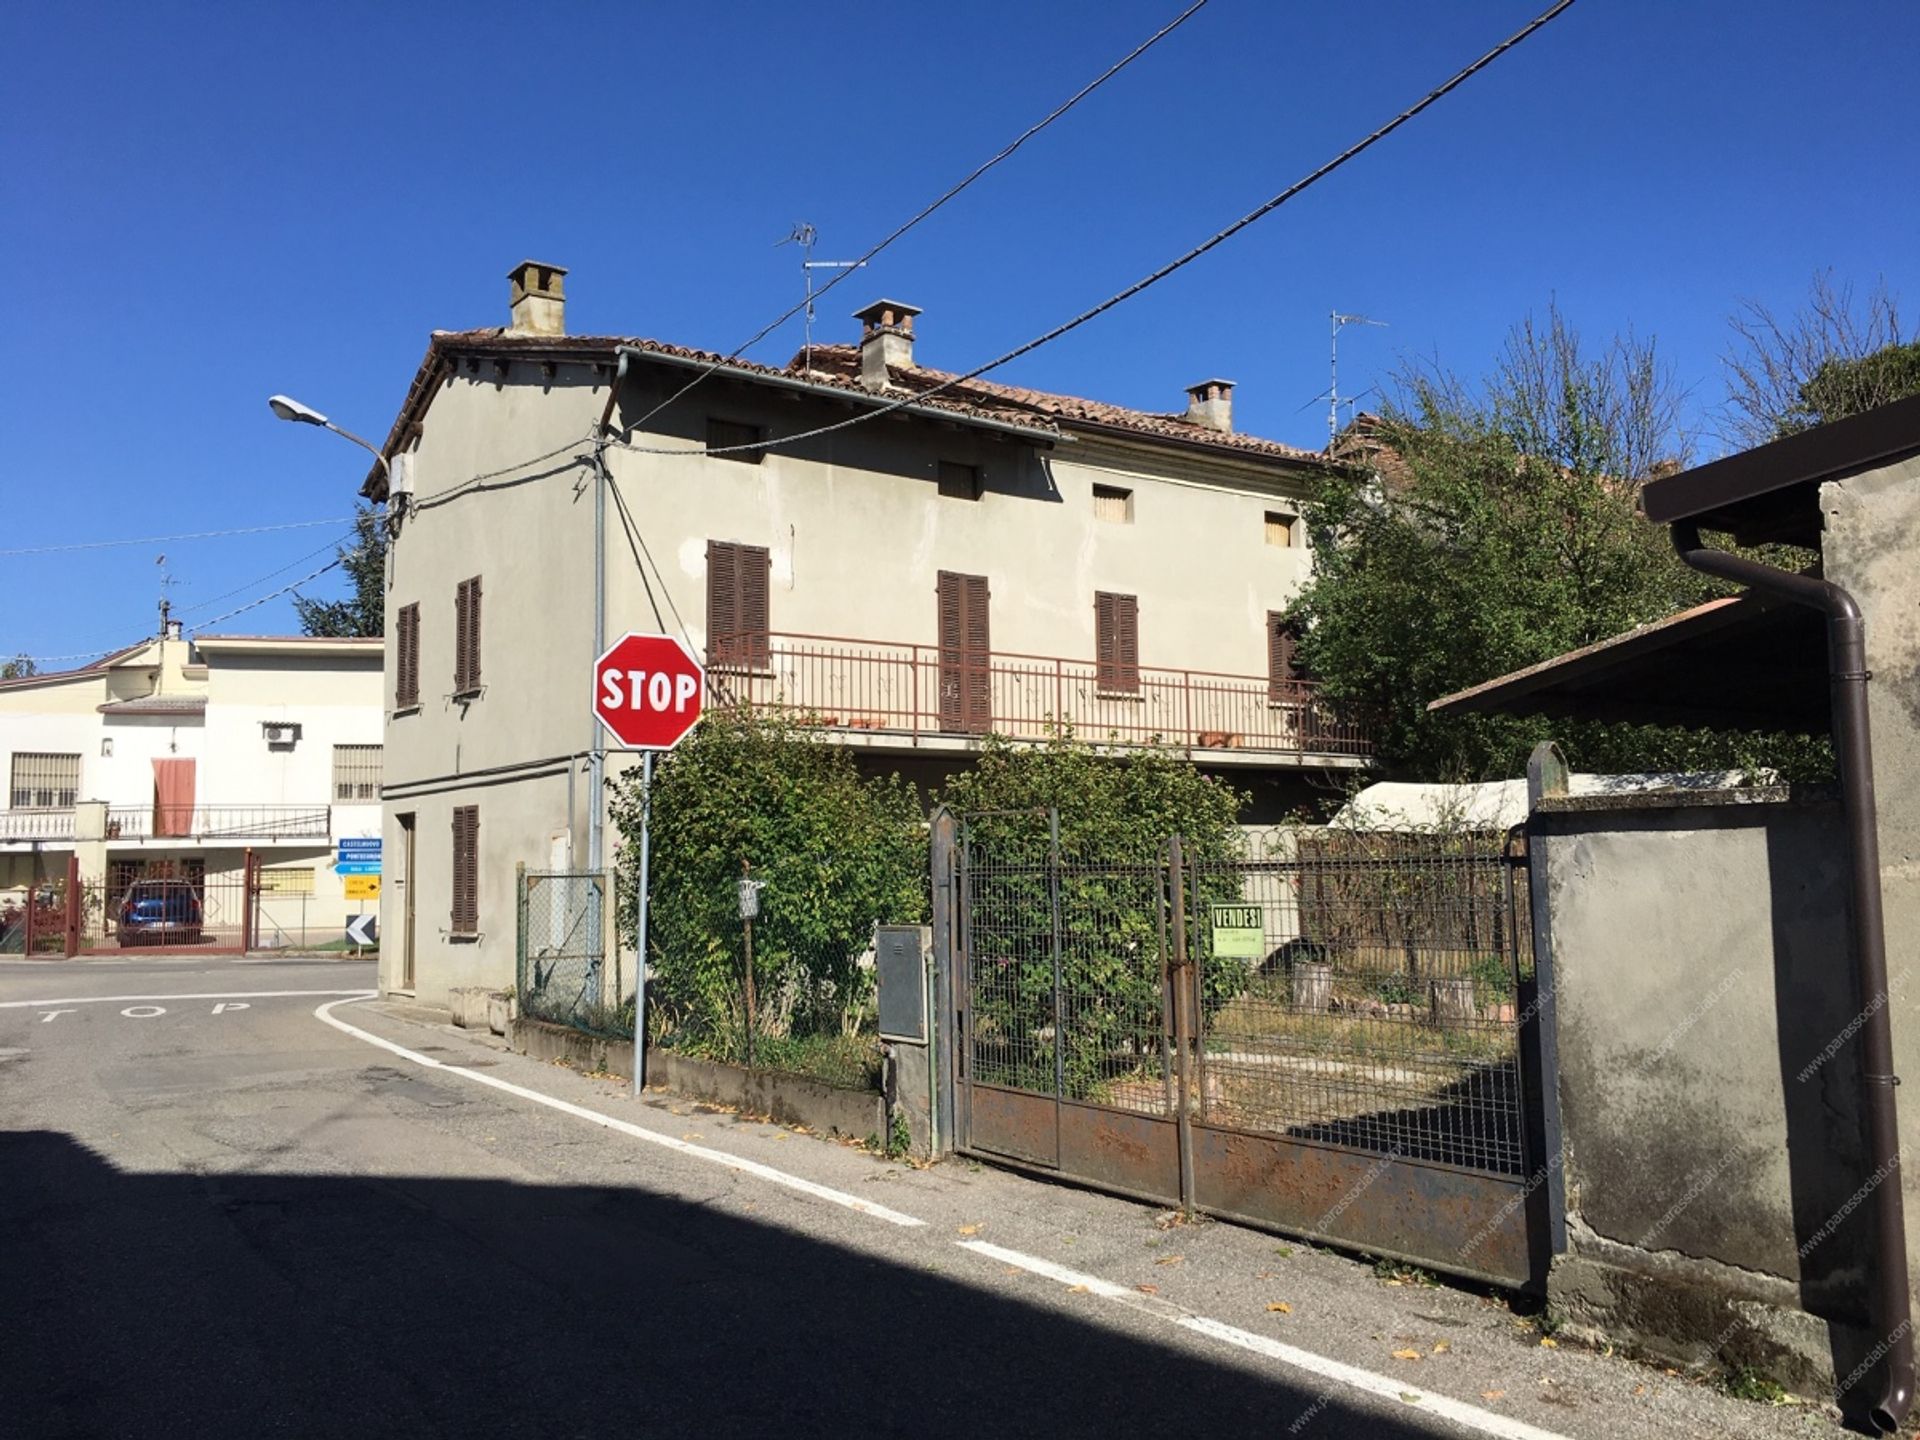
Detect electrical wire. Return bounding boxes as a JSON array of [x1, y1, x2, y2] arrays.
[[188, 555, 348, 633], [623, 0, 1215, 437], [603, 0, 1579, 463], [0, 516, 356, 558], [173, 530, 363, 616]]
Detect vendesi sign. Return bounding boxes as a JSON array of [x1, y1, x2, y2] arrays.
[[1209, 903, 1265, 959]]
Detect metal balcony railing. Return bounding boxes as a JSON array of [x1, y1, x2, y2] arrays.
[[105, 805, 333, 842], [0, 809, 76, 841], [706, 632, 1371, 759]]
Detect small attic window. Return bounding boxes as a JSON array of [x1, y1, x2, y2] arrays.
[[707, 417, 765, 464], [937, 461, 982, 501], [1265, 511, 1299, 547], [1092, 484, 1133, 524]]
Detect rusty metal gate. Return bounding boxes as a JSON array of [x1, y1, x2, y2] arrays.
[[953, 815, 1551, 1289]]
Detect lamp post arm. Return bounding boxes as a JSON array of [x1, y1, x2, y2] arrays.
[[324, 421, 389, 475]]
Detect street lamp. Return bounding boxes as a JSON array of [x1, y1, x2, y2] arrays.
[[267, 393, 388, 477]]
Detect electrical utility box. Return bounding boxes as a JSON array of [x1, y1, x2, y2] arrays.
[[875, 925, 931, 1044]]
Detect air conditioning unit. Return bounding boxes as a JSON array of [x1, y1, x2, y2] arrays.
[[262, 722, 301, 747]]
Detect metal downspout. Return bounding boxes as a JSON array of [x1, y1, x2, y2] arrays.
[[1671, 521, 1912, 1433]]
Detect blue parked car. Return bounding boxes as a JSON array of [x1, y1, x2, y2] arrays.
[[118, 880, 204, 947]]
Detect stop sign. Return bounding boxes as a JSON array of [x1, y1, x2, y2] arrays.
[[593, 632, 706, 750]]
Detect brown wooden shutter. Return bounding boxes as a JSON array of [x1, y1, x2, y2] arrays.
[[453, 577, 483, 694], [451, 805, 479, 934], [1095, 592, 1139, 694], [937, 571, 991, 734], [466, 577, 482, 691], [707, 541, 770, 668], [1268, 611, 1300, 702], [396, 604, 420, 708]]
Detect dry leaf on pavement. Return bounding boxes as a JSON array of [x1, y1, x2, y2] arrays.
[[1266, 1302, 1293, 1314], [1539, 1337, 1558, 1348], [957, 1224, 981, 1236], [1392, 1349, 1423, 1361], [1155, 1255, 1185, 1266], [1136, 1283, 1159, 1295], [1481, 1390, 1506, 1401]]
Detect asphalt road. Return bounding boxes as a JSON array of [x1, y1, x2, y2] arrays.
[[0, 955, 1846, 1439]]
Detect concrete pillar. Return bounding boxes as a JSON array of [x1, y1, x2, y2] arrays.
[[72, 801, 109, 895]]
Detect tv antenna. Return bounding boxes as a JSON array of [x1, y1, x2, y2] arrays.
[[155, 553, 178, 636], [1328, 310, 1388, 446], [777, 222, 866, 373]]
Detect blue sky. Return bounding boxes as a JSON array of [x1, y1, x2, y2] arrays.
[[4, 0, 1916, 664]]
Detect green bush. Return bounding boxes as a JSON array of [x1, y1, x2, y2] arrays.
[[608, 706, 926, 1066], [942, 731, 1249, 1099]]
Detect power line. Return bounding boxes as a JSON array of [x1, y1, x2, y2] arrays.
[[0, 516, 357, 559], [174, 530, 363, 616], [621, 0, 1215, 437], [604, 0, 1580, 464], [189, 556, 347, 633]]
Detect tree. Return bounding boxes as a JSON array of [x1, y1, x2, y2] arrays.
[[1292, 305, 1823, 783], [1723, 272, 1919, 444], [608, 707, 925, 1069], [1, 655, 35, 680], [292, 505, 386, 638]]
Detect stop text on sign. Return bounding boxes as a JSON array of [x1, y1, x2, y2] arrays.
[[599, 668, 700, 715], [592, 632, 707, 751]]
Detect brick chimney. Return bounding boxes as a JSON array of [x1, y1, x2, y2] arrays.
[[508, 260, 567, 335], [853, 299, 922, 391], [1184, 378, 1235, 433]]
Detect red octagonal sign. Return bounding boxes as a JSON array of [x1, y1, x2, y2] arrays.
[[594, 632, 706, 751]]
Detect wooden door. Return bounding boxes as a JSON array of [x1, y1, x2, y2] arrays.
[[937, 571, 991, 735]]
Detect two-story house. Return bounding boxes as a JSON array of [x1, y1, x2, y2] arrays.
[[0, 626, 383, 950], [361, 261, 1369, 1005]]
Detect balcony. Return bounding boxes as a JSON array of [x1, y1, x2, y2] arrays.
[[0, 809, 76, 842], [707, 633, 1371, 763], [105, 805, 333, 843]]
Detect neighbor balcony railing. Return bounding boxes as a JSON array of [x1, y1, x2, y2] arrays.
[[0, 808, 76, 842], [105, 804, 333, 842], [706, 632, 1371, 758]]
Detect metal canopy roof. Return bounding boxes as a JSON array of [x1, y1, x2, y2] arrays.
[[1642, 393, 1920, 547], [1428, 592, 1829, 734]]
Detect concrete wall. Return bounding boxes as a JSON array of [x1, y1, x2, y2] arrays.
[[1534, 792, 1883, 1394], [379, 355, 1324, 1005]]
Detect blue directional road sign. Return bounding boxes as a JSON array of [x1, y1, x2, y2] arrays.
[[337, 837, 382, 875]]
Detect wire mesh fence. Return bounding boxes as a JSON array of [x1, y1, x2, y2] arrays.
[[959, 816, 1532, 1178], [1189, 829, 1529, 1176], [518, 871, 627, 1036]]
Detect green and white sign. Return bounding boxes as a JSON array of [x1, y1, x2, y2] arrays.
[[1210, 903, 1265, 958]]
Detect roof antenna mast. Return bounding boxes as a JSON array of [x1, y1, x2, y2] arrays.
[[1329, 310, 1388, 447], [777, 222, 866, 374], [155, 553, 178, 638]]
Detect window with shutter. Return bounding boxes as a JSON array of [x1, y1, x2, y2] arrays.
[[937, 461, 982, 501], [454, 577, 483, 695], [1265, 511, 1298, 547], [1267, 612, 1305, 702], [937, 571, 992, 734], [1092, 484, 1133, 523], [706, 540, 771, 670], [1095, 592, 1140, 695], [450, 805, 480, 936], [707, 417, 764, 464], [396, 603, 420, 709]]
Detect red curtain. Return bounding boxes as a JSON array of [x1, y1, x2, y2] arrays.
[[152, 759, 196, 838]]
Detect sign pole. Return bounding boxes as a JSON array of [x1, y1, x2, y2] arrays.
[[632, 749, 653, 1096]]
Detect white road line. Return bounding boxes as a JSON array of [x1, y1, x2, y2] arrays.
[[960, 1240, 1574, 1440], [0, 989, 377, 1009], [314, 996, 926, 1230]]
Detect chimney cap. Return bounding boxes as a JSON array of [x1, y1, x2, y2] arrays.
[[1185, 377, 1236, 397], [853, 298, 922, 331], [508, 259, 568, 302]]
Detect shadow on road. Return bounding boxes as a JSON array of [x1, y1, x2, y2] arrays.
[[1, 1128, 1446, 1439]]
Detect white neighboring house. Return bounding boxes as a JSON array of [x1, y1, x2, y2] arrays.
[[0, 627, 384, 950]]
